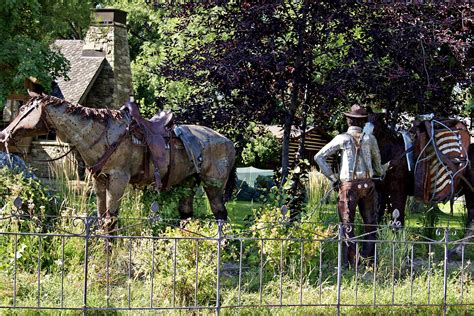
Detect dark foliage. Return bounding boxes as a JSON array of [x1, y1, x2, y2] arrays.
[[148, 1, 471, 177]]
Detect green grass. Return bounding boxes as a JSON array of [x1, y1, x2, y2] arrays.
[[227, 200, 262, 228], [1, 167, 473, 315], [405, 201, 466, 229], [1, 255, 472, 315]]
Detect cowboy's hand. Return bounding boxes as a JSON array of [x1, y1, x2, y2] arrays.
[[382, 161, 392, 174], [332, 180, 341, 191]]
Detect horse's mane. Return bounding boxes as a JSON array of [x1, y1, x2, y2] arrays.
[[29, 95, 123, 122]]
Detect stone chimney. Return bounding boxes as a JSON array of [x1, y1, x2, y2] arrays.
[[82, 8, 132, 108]]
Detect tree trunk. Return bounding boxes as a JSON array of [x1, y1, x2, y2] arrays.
[[280, 4, 307, 186], [281, 101, 295, 185]]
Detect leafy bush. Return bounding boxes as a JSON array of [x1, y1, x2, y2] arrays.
[[0, 167, 64, 273], [250, 204, 334, 276], [241, 123, 281, 168], [0, 166, 58, 218], [127, 220, 220, 305], [235, 179, 261, 201]]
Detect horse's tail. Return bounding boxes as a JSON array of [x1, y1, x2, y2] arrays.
[[225, 164, 237, 202]]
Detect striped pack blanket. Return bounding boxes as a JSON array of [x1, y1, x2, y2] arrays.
[[412, 119, 470, 203]]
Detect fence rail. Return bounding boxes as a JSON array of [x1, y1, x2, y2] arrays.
[[0, 214, 473, 315]]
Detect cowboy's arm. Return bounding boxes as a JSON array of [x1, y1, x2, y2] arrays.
[[370, 136, 384, 176], [314, 137, 342, 183]]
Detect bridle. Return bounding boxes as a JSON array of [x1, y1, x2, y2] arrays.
[[2, 99, 47, 145], [1, 98, 69, 162], [1, 96, 131, 172]]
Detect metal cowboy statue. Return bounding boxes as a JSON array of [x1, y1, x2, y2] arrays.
[[315, 104, 384, 266]]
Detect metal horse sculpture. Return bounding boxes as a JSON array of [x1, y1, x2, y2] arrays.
[[0, 95, 236, 233], [369, 112, 474, 255]]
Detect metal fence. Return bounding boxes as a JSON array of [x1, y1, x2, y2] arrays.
[[0, 212, 472, 315]]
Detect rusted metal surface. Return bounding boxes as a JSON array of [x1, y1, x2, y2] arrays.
[[0, 95, 236, 233]]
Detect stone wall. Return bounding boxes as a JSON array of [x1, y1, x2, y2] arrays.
[[83, 61, 115, 107], [83, 14, 132, 109], [26, 141, 79, 179]]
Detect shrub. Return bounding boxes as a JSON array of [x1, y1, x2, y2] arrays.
[[250, 204, 334, 277], [0, 166, 58, 219], [0, 167, 64, 273]]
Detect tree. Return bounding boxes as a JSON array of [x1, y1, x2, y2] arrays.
[[0, 0, 94, 102], [106, 1, 472, 182], [322, 3, 473, 126], [160, 1, 377, 182]]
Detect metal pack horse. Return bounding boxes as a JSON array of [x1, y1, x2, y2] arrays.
[[0, 95, 236, 233], [369, 112, 474, 256]]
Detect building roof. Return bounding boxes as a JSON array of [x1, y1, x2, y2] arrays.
[[266, 125, 331, 140], [53, 40, 105, 104], [266, 125, 301, 139], [266, 125, 333, 166]]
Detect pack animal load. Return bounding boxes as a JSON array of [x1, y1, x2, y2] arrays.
[[412, 119, 470, 203]]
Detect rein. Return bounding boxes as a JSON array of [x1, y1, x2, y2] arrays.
[[392, 145, 414, 162], [30, 146, 75, 162]]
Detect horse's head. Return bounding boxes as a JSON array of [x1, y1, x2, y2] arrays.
[[0, 98, 49, 148], [367, 110, 386, 139]]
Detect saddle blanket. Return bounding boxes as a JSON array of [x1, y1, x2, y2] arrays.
[[174, 125, 203, 173], [412, 119, 470, 203]]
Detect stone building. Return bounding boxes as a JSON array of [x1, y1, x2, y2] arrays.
[[1, 8, 132, 178]]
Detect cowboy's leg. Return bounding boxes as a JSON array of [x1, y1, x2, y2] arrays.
[[358, 181, 377, 260], [337, 184, 358, 266]]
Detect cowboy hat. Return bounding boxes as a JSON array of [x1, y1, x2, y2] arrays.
[[344, 104, 368, 118]]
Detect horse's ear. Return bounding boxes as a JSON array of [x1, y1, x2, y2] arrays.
[[366, 107, 377, 123]]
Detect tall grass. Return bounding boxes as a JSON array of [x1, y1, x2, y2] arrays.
[[305, 167, 338, 222], [48, 161, 95, 215]]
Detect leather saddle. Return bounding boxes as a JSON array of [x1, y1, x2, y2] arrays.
[[122, 99, 173, 141], [122, 100, 203, 186]]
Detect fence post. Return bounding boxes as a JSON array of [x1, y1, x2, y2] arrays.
[[216, 220, 224, 316], [82, 216, 92, 316], [336, 223, 344, 316], [443, 228, 449, 316]]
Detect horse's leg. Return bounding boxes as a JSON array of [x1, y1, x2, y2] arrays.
[[374, 181, 386, 223], [203, 185, 227, 221], [93, 175, 107, 224], [388, 190, 408, 226], [383, 168, 408, 225], [451, 189, 474, 257], [178, 178, 197, 220], [104, 170, 130, 234], [464, 190, 474, 231]]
